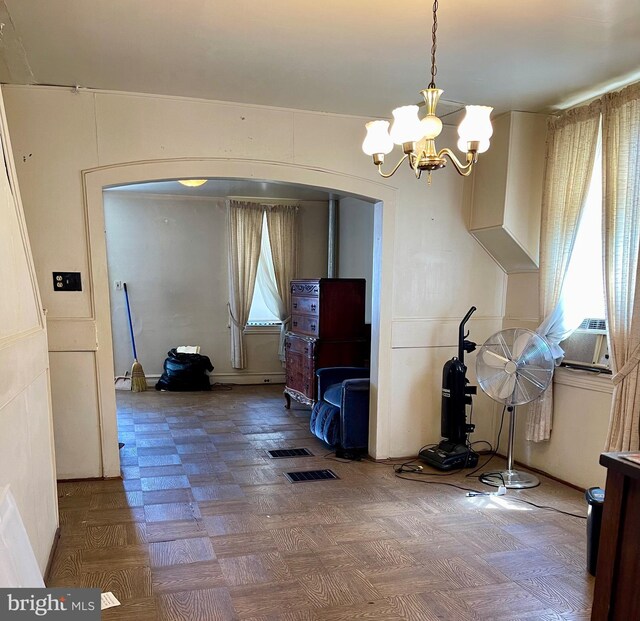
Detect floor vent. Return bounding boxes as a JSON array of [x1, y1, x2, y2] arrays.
[[284, 469, 339, 483], [267, 448, 313, 459]]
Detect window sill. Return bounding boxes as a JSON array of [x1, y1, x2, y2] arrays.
[[244, 324, 282, 335], [554, 366, 613, 394]]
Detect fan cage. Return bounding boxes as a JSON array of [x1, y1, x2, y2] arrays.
[[476, 328, 554, 406]]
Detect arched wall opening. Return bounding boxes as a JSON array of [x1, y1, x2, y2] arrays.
[[82, 158, 397, 476]]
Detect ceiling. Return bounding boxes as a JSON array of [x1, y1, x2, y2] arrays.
[[106, 179, 335, 201], [2, 0, 639, 118]]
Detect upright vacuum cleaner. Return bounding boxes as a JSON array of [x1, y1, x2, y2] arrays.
[[419, 306, 479, 470]]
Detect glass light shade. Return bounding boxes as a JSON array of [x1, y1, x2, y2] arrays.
[[362, 120, 394, 156], [390, 105, 424, 145], [420, 114, 443, 140], [457, 138, 491, 154], [457, 105, 493, 145], [178, 179, 207, 187]]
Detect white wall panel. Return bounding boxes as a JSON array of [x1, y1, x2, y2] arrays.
[[0, 87, 57, 574], [95, 94, 296, 166], [5, 88, 98, 319], [515, 377, 610, 489], [49, 352, 102, 479]]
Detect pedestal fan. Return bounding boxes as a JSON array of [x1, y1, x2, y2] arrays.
[[475, 328, 554, 489]]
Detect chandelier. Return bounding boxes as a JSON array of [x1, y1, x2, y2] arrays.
[[362, 0, 493, 182]]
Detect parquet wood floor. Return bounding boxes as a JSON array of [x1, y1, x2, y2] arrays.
[[50, 385, 594, 620]]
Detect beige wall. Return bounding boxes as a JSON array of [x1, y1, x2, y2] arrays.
[[338, 197, 374, 323], [3, 85, 507, 476], [104, 192, 327, 382], [298, 201, 329, 280], [0, 90, 57, 573]]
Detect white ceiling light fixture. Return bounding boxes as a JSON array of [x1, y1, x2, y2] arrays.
[[362, 0, 493, 183], [178, 179, 208, 187]]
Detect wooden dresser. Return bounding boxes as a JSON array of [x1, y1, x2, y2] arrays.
[[592, 452, 640, 620], [284, 278, 368, 408]]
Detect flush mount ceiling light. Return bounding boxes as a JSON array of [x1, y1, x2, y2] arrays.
[[362, 0, 493, 183], [178, 179, 207, 187]]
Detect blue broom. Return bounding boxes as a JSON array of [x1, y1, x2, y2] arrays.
[[123, 282, 147, 392]]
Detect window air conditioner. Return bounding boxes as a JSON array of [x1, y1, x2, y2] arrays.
[[560, 318, 610, 370]]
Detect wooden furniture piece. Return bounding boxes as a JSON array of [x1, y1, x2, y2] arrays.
[[284, 278, 367, 408], [592, 452, 640, 620]]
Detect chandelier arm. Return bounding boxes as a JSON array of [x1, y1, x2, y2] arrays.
[[408, 151, 422, 178], [377, 154, 409, 178], [438, 148, 478, 177]]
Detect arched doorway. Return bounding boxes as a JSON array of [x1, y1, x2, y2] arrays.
[[82, 158, 396, 475]]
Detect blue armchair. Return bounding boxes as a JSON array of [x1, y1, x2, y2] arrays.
[[309, 367, 370, 457]]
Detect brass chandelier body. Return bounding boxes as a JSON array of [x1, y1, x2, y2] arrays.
[[362, 0, 493, 181], [372, 88, 481, 179]]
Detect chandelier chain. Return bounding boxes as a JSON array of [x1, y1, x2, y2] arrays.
[[428, 0, 438, 89]]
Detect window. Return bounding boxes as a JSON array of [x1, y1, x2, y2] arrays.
[[559, 132, 610, 371], [247, 214, 282, 326]]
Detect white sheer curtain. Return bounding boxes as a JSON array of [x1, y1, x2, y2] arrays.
[[227, 200, 264, 369], [265, 205, 299, 360], [254, 214, 285, 322], [526, 102, 601, 442], [603, 82, 640, 451]]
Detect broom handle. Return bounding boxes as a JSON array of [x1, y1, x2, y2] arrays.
[[123, 282, 138, 361]]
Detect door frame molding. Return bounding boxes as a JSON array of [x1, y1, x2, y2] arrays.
[[82, 158, 397, 475]]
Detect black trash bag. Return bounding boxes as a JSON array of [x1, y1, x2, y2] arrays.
[[155, 349, 214, 391]]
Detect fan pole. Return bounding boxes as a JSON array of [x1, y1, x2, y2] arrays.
[[506, 406, 516, 472], [483, 405, 540, 489]]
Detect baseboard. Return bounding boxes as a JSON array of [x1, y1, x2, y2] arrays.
[[43, 527, 61, 586], [142, 372, 285, 386], [508, 456, 586, 492], [371, 455, 416, 463], [376, 451, 586, 492], [210, 372, 286, 385], [56, 476, 121, 482]]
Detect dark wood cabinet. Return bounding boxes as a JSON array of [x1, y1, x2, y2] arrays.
[[284, 278, 368, 408], [284, 333, 316, 404], [592, 452, 640, 620]]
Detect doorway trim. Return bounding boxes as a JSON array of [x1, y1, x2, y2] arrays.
[[82, 158, 396, 476]]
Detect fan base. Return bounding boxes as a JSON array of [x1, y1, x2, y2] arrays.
[[481, 469, 540, 489]]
